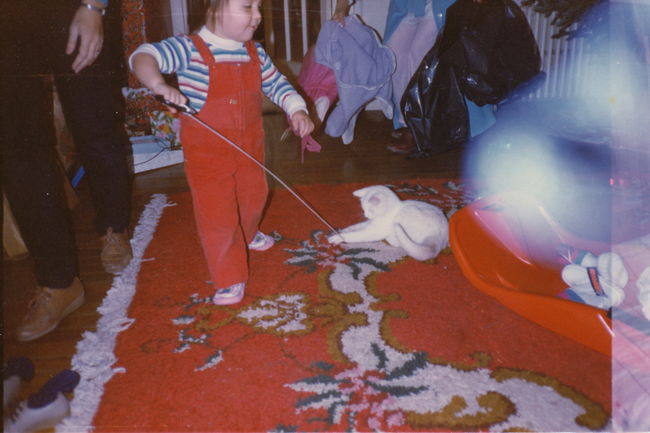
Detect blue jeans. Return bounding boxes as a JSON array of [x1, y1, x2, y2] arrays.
[[1, 0, 131, 288]]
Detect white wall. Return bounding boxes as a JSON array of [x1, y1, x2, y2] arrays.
[[170, 0, 189, 35]]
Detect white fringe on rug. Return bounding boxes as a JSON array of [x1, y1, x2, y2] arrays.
[[57, 194, 172, 433]]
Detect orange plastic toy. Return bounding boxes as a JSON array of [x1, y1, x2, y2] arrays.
[[449, 191, 613, 356]]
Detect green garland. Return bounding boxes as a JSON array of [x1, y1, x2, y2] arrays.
[[521, 0, 603, 38]]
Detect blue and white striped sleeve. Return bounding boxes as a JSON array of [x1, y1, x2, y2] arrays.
[[256, 43, 307, 116], [128, 35, 194, 75]]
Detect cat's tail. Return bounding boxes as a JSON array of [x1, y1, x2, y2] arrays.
[[394, 223, 446, 261]]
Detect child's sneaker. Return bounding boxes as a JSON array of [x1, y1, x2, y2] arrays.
[[248, 231, 275, 251], [3, 369, 80, 433], [212, 282, 245, 305], [4, 392, 70, 433], [3, 357, 35, 410], [37, 369, 80, 397]]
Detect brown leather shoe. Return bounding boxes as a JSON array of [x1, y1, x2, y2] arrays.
[[101, 228, 133, 274], [16, 278, 85, 342]]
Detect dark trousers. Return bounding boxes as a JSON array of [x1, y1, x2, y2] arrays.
[[1, 1, 131, 288]]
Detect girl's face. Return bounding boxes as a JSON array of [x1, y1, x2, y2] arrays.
[[208, 0, 262, 42]]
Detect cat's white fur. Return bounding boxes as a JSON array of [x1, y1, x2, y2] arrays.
[[328, 185, 449, 261]]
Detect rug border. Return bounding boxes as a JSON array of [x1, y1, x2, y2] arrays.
[[56, 194, 171, 433]]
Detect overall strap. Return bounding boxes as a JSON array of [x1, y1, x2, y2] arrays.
[[244, 41, 261, 66], [190, 34, 216, 67]]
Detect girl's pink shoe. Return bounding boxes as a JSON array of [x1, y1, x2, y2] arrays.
[[248, 231, 275, 251], [212, 282, 245, 305]]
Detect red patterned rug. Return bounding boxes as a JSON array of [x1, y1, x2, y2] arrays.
[[62, 179, 611, 432]]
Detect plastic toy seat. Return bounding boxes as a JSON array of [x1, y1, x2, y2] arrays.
[[449, 191, 612, 356]]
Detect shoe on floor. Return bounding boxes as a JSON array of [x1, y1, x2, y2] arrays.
[[391, 127, 408, 139], [15, 278, 85, 342], [4, 392, 70, 433], [101, 227, 133, 274], [37, 370, 80, 397], [387, 129, 415, 154], [248, 231, 275, 251], [387, 141, 415, 154], [212, 282, 246, 305], [4, 368, 80, 432], [3, 357, 35, 410]]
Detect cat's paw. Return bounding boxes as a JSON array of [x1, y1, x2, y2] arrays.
[[328, 233, 344, 244]]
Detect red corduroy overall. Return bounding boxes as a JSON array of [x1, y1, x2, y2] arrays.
[[181, 35, 267, 288]]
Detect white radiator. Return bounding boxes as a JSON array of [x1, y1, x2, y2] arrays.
[[518, 3, 594, 100], [266, 0, 320, 61], [267, 1, 593, 99], [267, 0, 386, 62]]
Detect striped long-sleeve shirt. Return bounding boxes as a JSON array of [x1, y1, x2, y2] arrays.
[[129, 26, 307, 116]]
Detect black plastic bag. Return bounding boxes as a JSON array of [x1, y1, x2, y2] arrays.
[[402, 0, 541, 155]]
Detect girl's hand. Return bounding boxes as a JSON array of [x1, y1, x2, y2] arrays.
[[290, 110, 314, 138], [152, 83, 187, 113]]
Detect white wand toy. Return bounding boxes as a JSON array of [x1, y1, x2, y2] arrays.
[[154, 96, 340, 236]]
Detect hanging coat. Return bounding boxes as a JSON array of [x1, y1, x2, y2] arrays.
[[402, 0, 541, 155], [297, 45, 338, 123], [316, 15, 395, 144]]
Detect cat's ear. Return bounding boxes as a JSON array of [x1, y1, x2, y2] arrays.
[[353, 187, 371, 198]]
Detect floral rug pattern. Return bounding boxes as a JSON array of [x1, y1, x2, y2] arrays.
[[90, 180, 611, 432]]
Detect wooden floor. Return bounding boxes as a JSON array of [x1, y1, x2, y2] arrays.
[[2, 111, 464, 403]]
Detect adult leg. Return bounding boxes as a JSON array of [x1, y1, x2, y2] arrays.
[[54, 62, 133, 273], [51, 4, 133, 273], [53, 52, 131, 236], [1, 77, 79, 290], [1, 1, 79, 289], [1, 1, 84, 341]]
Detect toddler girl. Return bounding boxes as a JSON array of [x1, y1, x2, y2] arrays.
[[130, 0, 314, 305]]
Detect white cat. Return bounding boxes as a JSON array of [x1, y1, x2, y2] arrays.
[[328, 185, 449, 261]]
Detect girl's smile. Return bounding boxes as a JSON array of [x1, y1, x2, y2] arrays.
[[208, 0, 262, 42]]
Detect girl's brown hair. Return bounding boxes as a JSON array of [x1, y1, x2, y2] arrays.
[[205, 0, 228, 27]]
